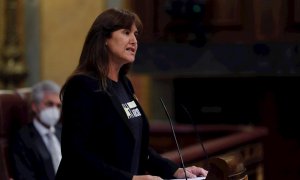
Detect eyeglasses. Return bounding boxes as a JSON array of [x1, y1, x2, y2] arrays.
[[45, 101, 62, 108]]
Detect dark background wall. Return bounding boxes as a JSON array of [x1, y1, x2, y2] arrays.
[[132, 0, 300, 180]]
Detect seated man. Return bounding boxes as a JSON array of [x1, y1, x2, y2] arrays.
[[10, 80, 62, 180]]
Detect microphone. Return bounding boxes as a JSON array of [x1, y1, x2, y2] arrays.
[[160, 98, 188, 180], [180, 104, 209, 168]]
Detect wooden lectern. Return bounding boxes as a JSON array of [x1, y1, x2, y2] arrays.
[[206, 153, 248, 180]]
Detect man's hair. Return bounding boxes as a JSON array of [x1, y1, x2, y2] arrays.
[[31, 80, 61, 104]]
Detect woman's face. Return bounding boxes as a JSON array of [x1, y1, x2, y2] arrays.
[[106, 23, 138, 66]]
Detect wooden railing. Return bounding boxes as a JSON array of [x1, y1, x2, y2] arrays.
[[149, 122, 268, 180]]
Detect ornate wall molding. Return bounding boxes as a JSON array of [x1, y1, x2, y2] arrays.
[[0, 0, 27, 89]]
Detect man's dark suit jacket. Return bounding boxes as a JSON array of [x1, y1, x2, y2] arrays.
[[10, 122, 62, 180], [55, 75, 179, 180]]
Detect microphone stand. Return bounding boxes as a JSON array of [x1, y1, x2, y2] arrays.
[[180, 104, 209, 168], [160, 98, 188, 180]]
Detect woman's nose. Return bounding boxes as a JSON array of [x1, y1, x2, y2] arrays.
[[130, 34, 137, 44]]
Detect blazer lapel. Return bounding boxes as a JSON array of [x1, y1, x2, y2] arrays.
[[32, 127, 55, 180]]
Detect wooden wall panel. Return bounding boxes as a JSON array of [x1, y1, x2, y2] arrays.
[[206, 0, 242, 27]]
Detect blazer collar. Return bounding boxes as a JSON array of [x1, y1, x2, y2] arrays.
[[31, 124, 56, 180]]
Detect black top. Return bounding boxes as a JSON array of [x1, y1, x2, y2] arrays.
[[109, 79, 143, 174]]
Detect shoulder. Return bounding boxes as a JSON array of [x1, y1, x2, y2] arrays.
[[11, 123, 43, 154], [14, 123, 37, 142], [17, 122, 35, 135], [64, 74, 101, 92]]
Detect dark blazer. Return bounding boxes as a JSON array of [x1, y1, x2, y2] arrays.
[[10, 122, 62, 180], [55, 75, 179, 180]]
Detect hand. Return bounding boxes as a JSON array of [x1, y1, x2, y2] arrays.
[[132, 175, 163, 180], [173, 166, 208, 178]]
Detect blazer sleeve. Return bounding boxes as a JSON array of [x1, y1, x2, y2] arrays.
[[146, 147, 180, 178]]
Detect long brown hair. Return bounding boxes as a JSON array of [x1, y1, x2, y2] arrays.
[[60, 8, 142, 98]]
